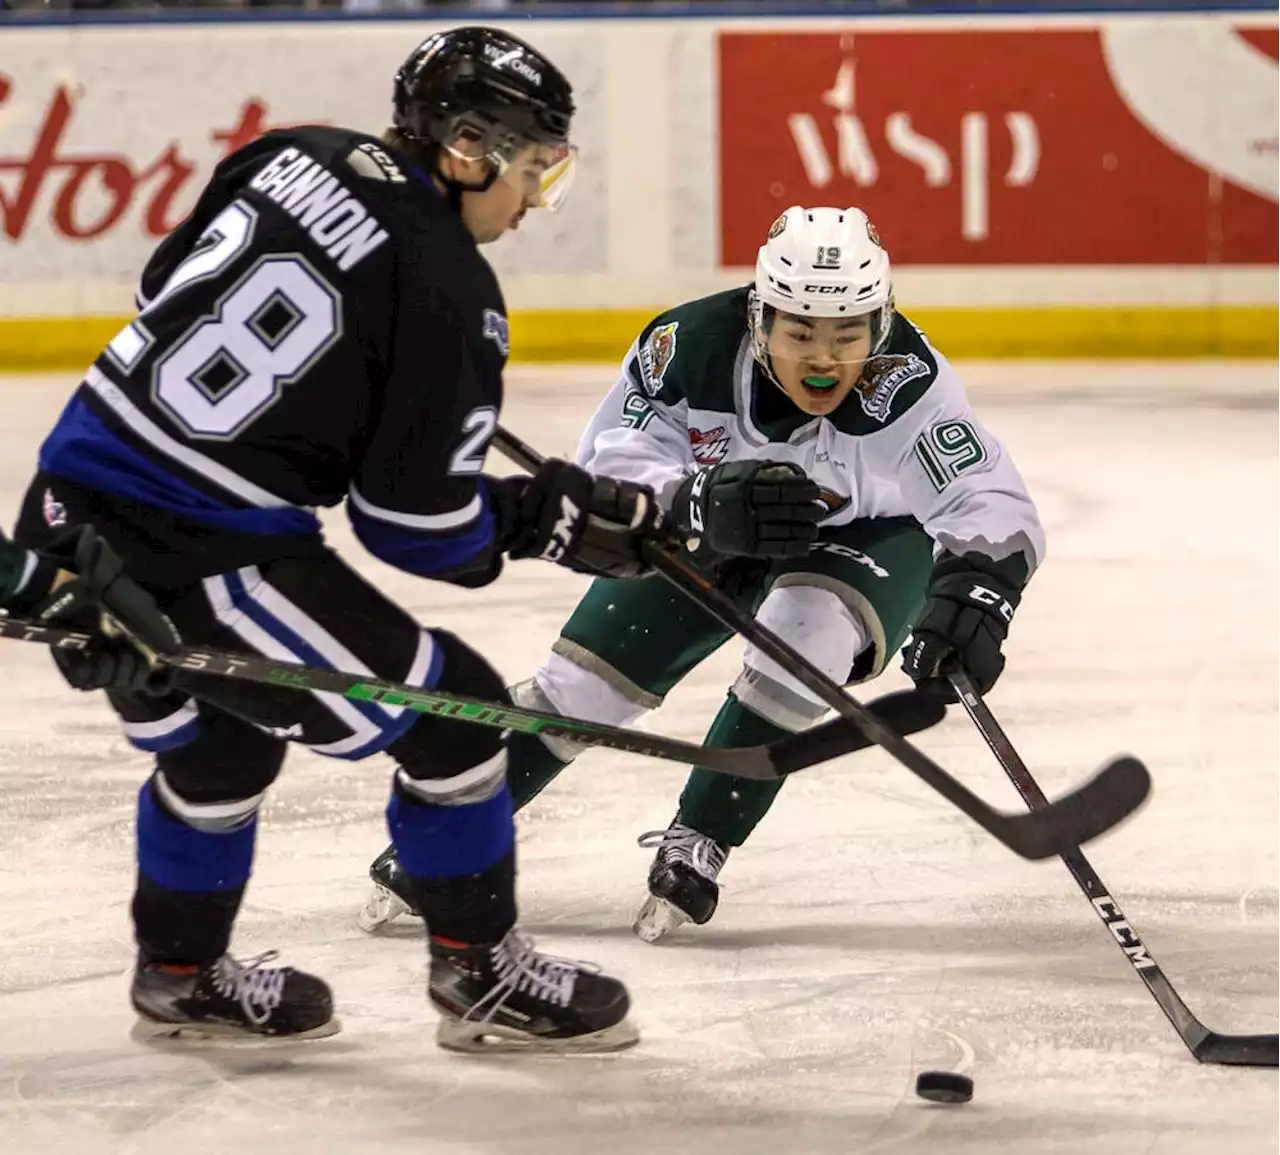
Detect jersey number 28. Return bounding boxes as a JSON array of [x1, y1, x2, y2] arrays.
[[107, 201, 341, 441]]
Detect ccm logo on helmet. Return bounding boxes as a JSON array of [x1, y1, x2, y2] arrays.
[[803, 285, 848, 295]]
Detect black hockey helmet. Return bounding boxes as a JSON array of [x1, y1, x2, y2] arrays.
[[393, 27, 576, 206]]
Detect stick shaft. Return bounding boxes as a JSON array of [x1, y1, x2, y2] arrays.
[[949, 668, 1277, 1067], [491, 425, 1148, 860], [0, 614, 933, 778]]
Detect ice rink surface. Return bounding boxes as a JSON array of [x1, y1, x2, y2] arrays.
[[0, 362, 1275, 1155]]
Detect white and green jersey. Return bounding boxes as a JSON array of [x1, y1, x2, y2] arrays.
[[576, 287, 1044, 580]]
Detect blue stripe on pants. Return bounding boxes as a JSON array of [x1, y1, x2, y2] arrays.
[[220, 569, 442, 759]]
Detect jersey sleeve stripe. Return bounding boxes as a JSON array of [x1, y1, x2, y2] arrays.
[[348, 498, 496, 577], [347, 485, 483, 530]]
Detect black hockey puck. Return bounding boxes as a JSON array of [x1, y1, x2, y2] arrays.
[[915, 1071, 973, 1104]]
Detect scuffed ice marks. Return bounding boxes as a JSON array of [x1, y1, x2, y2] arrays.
[[0, 367, 1274, 1155]]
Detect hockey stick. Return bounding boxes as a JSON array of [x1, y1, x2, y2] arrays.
[[493, 424, 1151, 861], [949, 667, 1278, 1068], [0, 613, 943, 779]]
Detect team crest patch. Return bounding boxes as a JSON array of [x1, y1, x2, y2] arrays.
[[866, 219, 882, 247], [768, 213, 788, 239], [482, 309, 510, 356], [638, 321, 679, 395], [856, 353, 930, 422], [688, 425, 731, 465]]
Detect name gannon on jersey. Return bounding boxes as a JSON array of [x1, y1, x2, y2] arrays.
[[248, 146, 390, 272]]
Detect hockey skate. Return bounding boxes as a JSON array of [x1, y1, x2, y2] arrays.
[[633, 821, 730, 943], [429, 928, 638, 1054], [358, 843, 421, 932], [131, 950, 339, 1041]]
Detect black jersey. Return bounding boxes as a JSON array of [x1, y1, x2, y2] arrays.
[[37, 126, 510, 586]]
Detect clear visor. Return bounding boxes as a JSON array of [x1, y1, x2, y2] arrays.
[[753, 299, 886, 377], [442, 121, 578, 212], [536, 143, 578, 212]]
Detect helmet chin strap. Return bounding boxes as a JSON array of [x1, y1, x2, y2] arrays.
[[440, 170, 497, 212], [436, 142, 503, 207], [757, 347, 786, 393]]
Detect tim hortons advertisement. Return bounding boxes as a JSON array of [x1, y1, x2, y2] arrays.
[[0, 26, 607, 298], [718, 22, 1278, 266]]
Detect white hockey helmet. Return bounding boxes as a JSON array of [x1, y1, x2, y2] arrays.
[[750, 206, 895, 371]]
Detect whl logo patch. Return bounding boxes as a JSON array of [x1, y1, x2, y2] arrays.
[[689, 425, 731, 465]]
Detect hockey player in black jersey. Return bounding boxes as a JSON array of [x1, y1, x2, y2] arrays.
[[13, 27, 657, 1052]]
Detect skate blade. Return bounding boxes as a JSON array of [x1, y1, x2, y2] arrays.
[[435, 1014, 640, 1055], [131, 1015, 343, 1044], [632, 894, 690, 944], [358, 882, 415, 933]]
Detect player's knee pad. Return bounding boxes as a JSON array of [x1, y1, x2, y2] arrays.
[[736, 584, 871, 731], [504, 672, 582, 763], [152, 707, 287, 831], [387, 630, 509, 805], [539, 646, 654, 727], [529, 645, 655, 762]]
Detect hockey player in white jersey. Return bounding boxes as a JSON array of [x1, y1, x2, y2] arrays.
[[362, 205, 1045, 941]]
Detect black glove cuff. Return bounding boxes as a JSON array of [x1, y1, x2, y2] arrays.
[[487, 475, 529, 554], [930, 550, 1028, 595], [929, 569, 1022, 615]]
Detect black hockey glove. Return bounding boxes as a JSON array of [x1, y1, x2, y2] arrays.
[[901, 553, 1023, 697], [672, 461, 822, 561], [14, 526, 182, 695], [694, 554, 773, 600], [505, 459, 661, 580]]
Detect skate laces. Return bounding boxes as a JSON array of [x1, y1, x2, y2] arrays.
[[208, 951, 288, 1027], [637, 823, 727, 881], [466, 930, 593, 1021]]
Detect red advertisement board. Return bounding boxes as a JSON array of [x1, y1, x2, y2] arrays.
[[719, 27, 1278, 265]]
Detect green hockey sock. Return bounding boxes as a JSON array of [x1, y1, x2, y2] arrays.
[[507, 731, 574, 811], [676, 693, 789, 847]]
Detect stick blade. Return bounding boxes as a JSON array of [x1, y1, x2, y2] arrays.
[[1194, 1032, 1279, 1068], [768, 690, 949, 775], [1004, 756, 1152, 860]]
